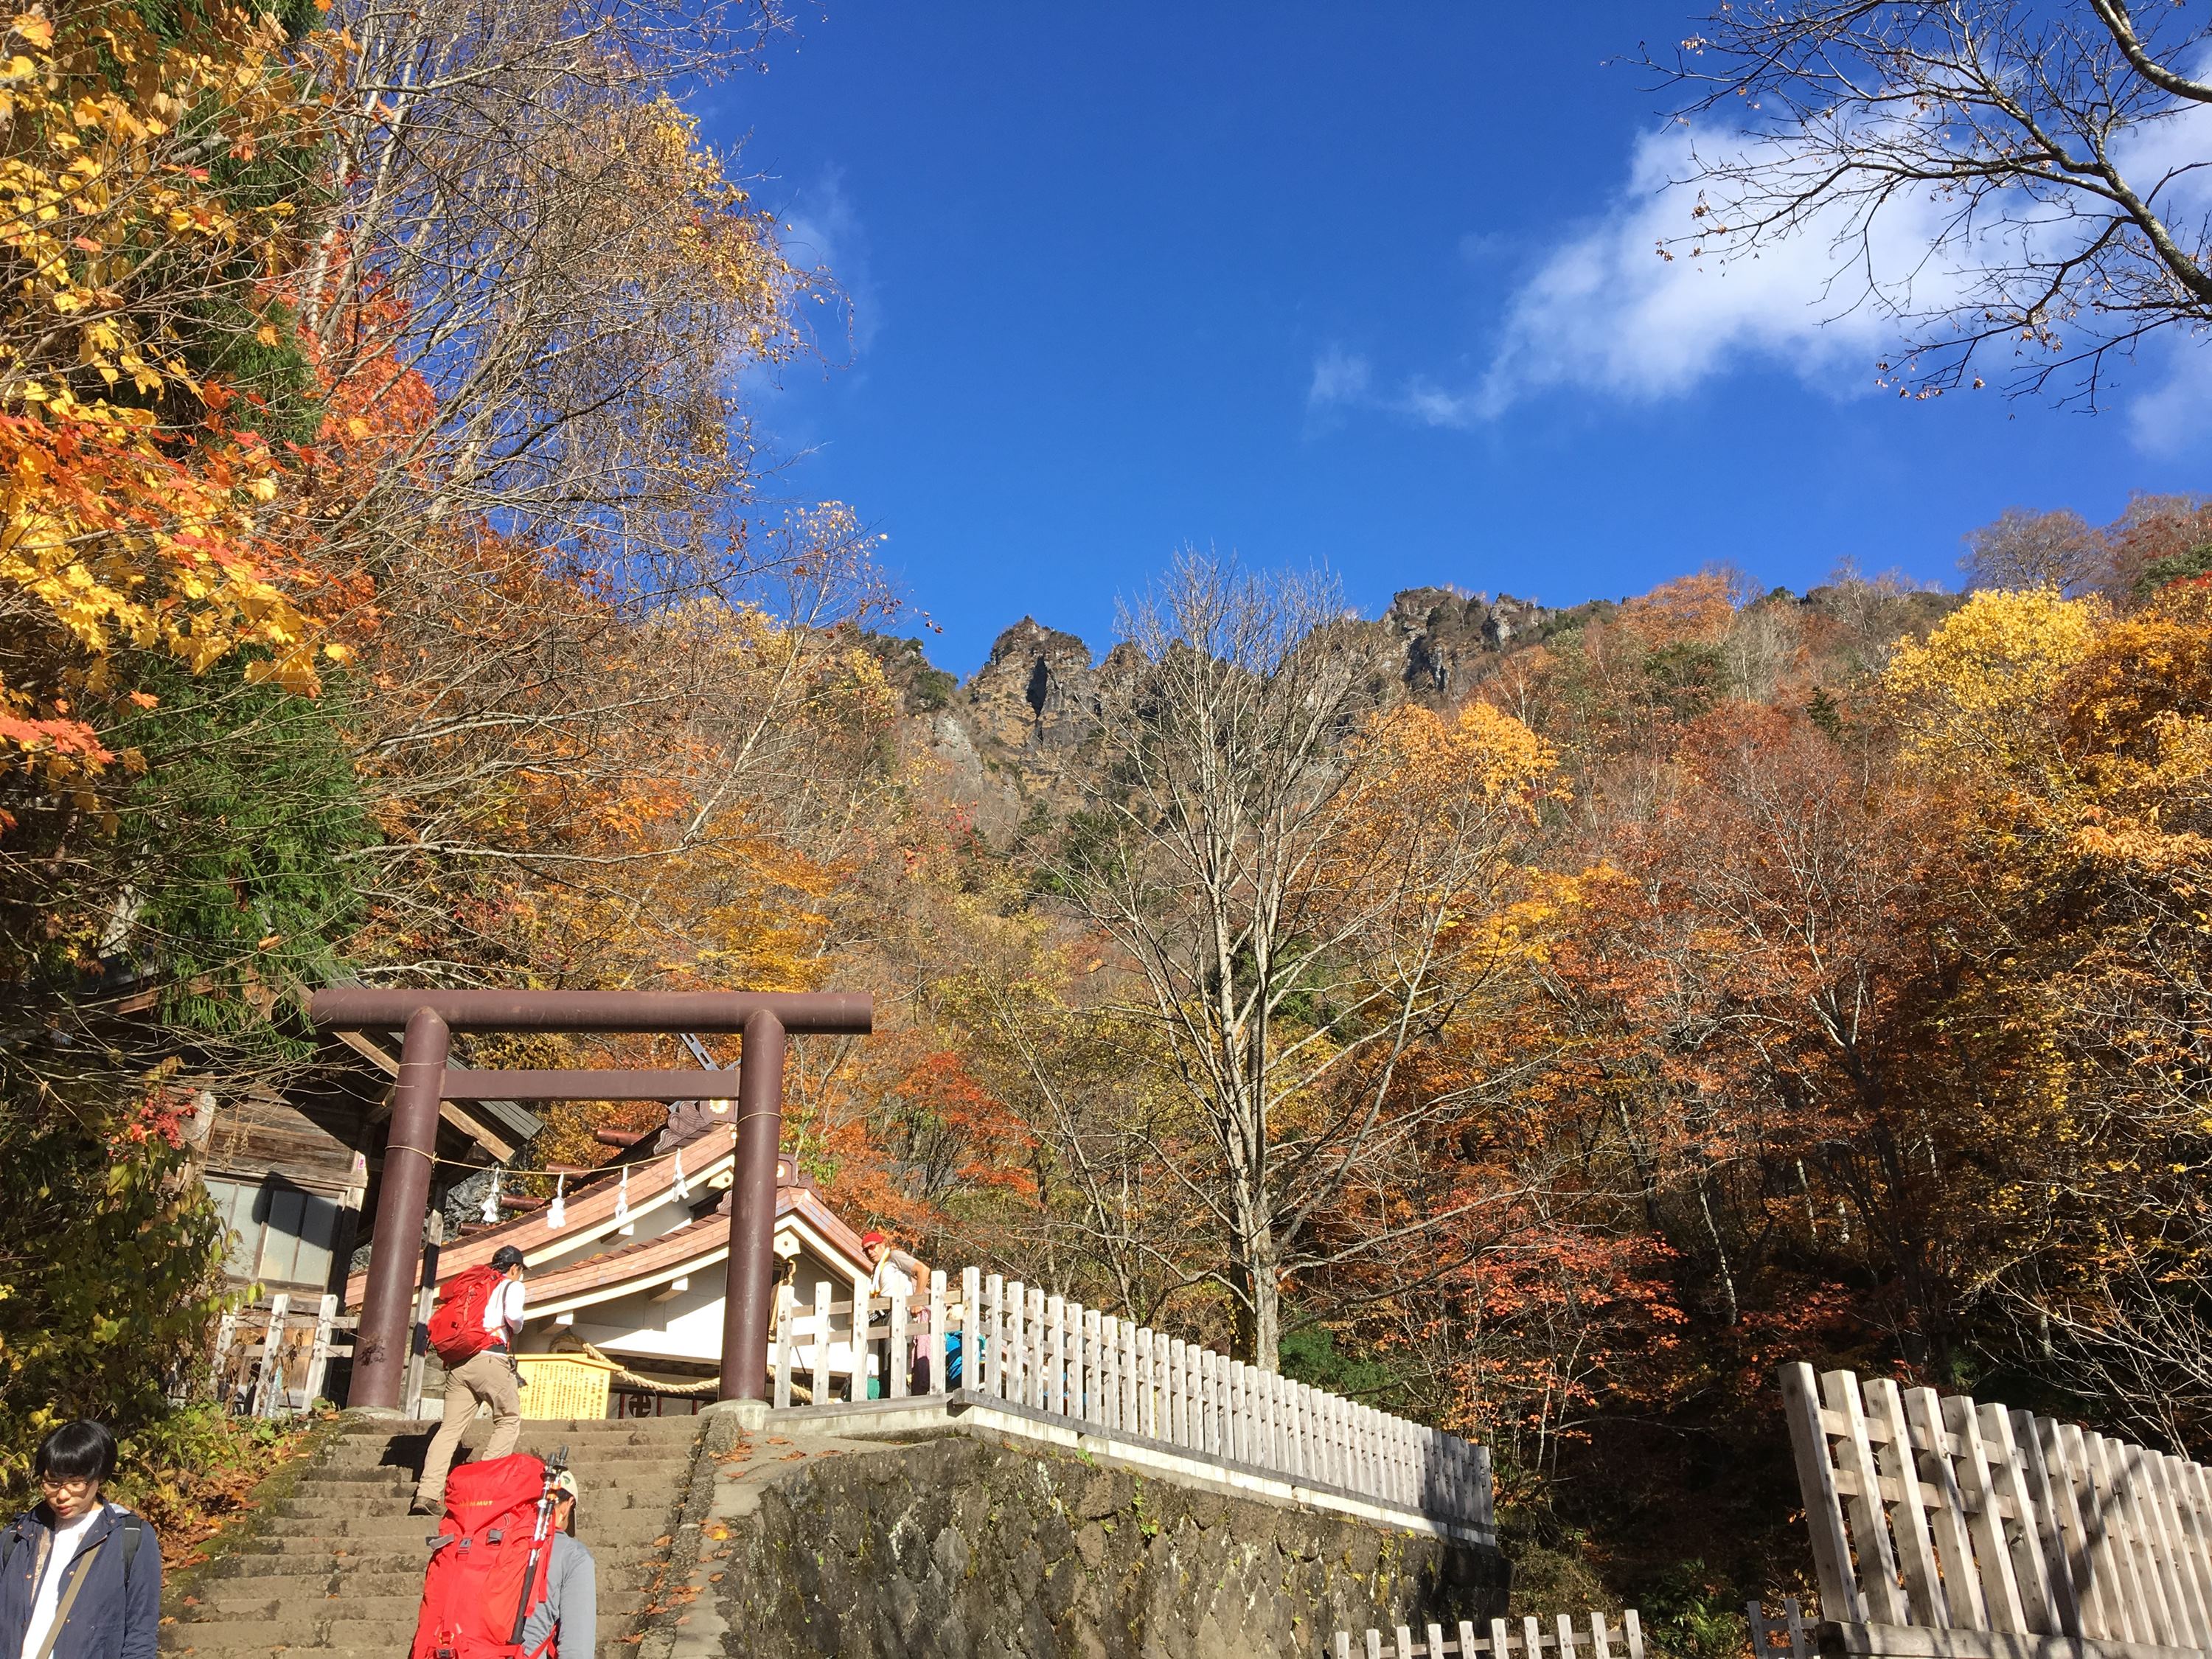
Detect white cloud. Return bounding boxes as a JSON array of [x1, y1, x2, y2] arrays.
[[1307, 346, 1374, 408], [779, 167, 879, 357], [1478, 128, 1922, 412], [2129, 340, 2212, 459], [1315, 91, 2212, 442]]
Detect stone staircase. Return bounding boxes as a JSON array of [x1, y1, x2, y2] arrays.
[[162, 1415, 705, 1659]]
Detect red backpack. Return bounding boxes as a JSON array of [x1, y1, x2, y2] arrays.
[[426, 1264, 507, 1366], [410, 1454, 559, 1659]]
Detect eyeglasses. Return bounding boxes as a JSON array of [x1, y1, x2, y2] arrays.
[[37, 1474, 94, 1493]]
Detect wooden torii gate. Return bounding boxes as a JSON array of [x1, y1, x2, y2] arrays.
[[307, 989, 873, 1413]]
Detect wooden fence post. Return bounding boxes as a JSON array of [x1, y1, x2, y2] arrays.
[[1046, 1295, 1067, 1415], [1947, 1390, 2031, 1633], [885, 1283, 902, 1407], [811, 1279, 832, 1406], [252, 1293, 291, 1417], [991, 1274, 1009, 1407], [888, 1279, 908, 1400], [1028, 1286, 1048, 1409], [1163, 1328, 1180, 1442], [773, 1286, 793, 1408], [1906, 1384, 1989, 1630], [849, 1270, 869, 1402], [1126, 1318, 1142, 1435], [1780, 1363, 1863, 1623], [302, 1293, 339, 1407], [1082, 1307, 1102, 1425], [1096, 1315, 1116, 1430], [928, 1269, 947, 1397], [950, 1267, 971, 1397], [1009, 1292, 1031, 1407], [212, 1310, 238, 1408], [1218, 1349, 1234, 1460]]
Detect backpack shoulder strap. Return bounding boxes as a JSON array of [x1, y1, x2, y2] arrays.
[[119, 1514, 143, 1582]]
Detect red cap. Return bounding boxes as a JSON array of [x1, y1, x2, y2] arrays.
[[860, 1230, 889, 1249]]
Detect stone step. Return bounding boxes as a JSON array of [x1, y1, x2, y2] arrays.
[[293, 1454, 694, 1488], [305, 1472, 693, 1500], [162, 1646, 639, 1659], [240, 1513, 672, 1557], [296, 1456, 694, 1484], [281, 1478, 690, 1515], [179, 1587, 647, 1624], [170, 1411, 698, 1659], [160, 1618, 644, 1655], [332, 1419, 701, 1447], [204, 1548, 667, 1587], [274, 1491, 679, 1523]]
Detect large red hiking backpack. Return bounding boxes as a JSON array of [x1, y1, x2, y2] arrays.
[[410, 1454, 557, 1659], [426, 1263, 507, 1366]]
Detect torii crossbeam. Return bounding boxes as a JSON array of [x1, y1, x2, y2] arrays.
[[308, 988, 873, 1413]]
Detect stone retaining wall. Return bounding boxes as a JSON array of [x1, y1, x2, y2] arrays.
[[698, 1425, 1509, 1659]]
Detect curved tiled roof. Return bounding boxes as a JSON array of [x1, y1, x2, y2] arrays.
[[525, 1183, 886, 1314], [343, 1123, 738, 1305]]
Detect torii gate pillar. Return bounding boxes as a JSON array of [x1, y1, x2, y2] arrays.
[[717, 1008, 786, 1402]]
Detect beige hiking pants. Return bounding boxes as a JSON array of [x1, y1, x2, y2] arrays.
[[415, 1348, 523, 1506]]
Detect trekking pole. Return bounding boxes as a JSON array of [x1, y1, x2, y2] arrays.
[[507, 1451, 567, 1649]]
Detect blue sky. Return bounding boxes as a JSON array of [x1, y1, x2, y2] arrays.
[[706, 4, 2212, 678]]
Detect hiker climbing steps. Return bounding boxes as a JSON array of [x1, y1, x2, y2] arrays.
[[161, 1416, 703, 1659]]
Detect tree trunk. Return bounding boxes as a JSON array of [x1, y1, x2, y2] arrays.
[[1231, 1208, 1281, 1371]]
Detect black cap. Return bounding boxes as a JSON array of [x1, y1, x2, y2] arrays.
[[492, 1245, 526, 1270]]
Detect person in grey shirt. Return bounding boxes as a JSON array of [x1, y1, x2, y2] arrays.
[[520, 1472, 594, 1659]]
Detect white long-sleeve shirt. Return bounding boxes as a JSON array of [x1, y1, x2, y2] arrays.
[[484, 1279, 526, 1340]]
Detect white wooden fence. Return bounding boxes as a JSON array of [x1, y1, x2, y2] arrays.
[[213, 1293, 354, 1417], [1782, 1360, 2212, 1658], [1332, 1608, 1642, 1659], [771, 1264, 1495, 1537]]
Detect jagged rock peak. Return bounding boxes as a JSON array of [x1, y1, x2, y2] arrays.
[[1382, 587, 1557, 700], [964, 617, 1101, 752], [982, 616, 1093, 672]]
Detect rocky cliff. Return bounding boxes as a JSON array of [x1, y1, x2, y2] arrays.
[[902, 590, 1566, 835], [888, 580, 1962, 838]]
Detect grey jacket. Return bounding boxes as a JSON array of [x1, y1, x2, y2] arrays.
[[520, 1531, 594, 1658]]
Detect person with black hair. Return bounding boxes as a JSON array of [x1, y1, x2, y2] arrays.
[[0, 1422, 159, 1659]]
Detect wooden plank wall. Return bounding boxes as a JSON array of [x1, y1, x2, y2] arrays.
[[773, 1263, 1496, 1537], [206, 1089, 364, 1190], [1779, 1360, 2212, 1651]]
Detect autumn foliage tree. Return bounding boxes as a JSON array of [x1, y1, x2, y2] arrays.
[[1049, 552, 1562, 1368]]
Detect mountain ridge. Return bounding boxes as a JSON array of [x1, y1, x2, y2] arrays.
[[877, 581, 1961, 836]]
